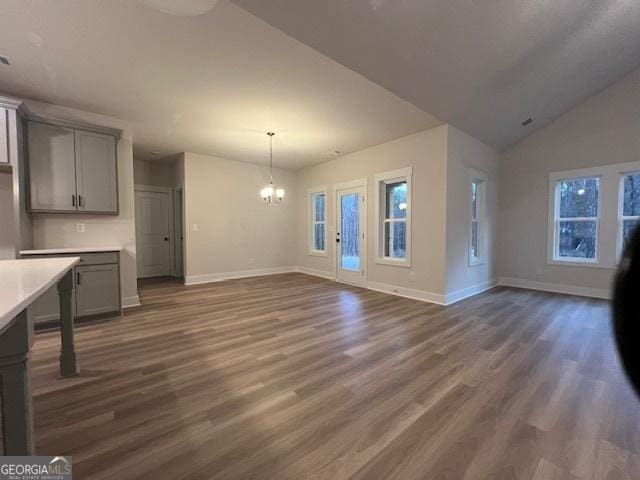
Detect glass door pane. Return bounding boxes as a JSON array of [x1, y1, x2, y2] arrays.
[[341, 192, 360, 271]]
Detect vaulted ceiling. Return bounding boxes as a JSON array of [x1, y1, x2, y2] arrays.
[[233, 0, 640, 149], [0, 0, 438, 169], [0, 0, 638, 169]]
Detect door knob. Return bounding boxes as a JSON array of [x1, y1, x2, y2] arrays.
[[164, 237, 169, 241]]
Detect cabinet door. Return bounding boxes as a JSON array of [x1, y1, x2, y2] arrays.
[[75, 264, 120, 317], [27, 121, 77, 211], [0, 107, 8, 164], [74, 130, 118, 213]]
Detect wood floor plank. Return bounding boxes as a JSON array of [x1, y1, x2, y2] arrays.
[[28, 273, 640, 479]]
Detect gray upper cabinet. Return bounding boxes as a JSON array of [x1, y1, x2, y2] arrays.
[[0, 107, 8, 164], [74, 130, 118, 213], [27, 121, 77, 212], [26, 119, 119, 214]]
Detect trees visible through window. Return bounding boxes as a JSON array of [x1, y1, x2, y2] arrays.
[[621, 172, 640, 251], [375, 167, 412, 266], [554, 177, 599, 260], [310, 191, 326, 254], [384, 181, 407, 259], [470, 175, 486, 265]]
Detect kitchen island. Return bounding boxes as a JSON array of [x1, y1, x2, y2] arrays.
[[0, 257, 80, 455]]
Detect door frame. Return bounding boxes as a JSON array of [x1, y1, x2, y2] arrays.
[[173, 186, 184, 278], [333, 178, 368, 286], [134, 184, 175, 278]]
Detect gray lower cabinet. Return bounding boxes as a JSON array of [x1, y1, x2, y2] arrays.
[[75, 264, 120, 317], [26, 119, 119, 214], [29, 252, 121, 327]]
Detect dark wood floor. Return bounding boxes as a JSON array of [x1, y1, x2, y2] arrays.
[[30, 273, 639, 479]]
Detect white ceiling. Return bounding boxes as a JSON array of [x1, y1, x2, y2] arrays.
[[233, 0, 640, 150], [0, 0, 440, 169]]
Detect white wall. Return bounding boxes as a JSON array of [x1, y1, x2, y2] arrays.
[[182, 152, 297, 283], [499, 67, 640, 297], [25, 100, 139, 307], [296, 126, 449, 301], [446, 126, 499, 301], [133, 158, 176, 188]]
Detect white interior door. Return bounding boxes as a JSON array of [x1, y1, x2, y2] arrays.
[[336, 185, 367, 285], [135, 190, 171, 278]]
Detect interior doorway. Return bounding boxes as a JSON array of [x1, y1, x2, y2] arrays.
[[135, 187, 173, 278]]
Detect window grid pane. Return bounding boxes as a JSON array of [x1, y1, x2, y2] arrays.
[[384, 219, 406, 259], [385, 181, 407, 220], [312, 193, 325, 222], [313, 222, 325, 251], [471, 221, 478, 258], [558, 220, 597, 259], [559, 177, 599, 219], [622, 219, 640, 250], [623, 172, 640, 217]]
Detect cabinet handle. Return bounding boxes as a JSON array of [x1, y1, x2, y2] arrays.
[[76, 271, 81, 285], [78, 195, 83, 208], [72, 194, 76, 207]]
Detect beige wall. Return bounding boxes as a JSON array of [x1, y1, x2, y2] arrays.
[[446, 126, 499, 299], [25, 100, 139, 306], [296, 127, 449, 299], [133, 158, 176, 188], [499, 67, 640, 296], [183, 152, 297, 283]]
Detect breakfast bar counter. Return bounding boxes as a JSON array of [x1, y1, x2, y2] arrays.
[[0, 257, 80, 455]]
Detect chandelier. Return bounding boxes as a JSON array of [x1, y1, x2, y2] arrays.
[[260, 132, 285, 204]]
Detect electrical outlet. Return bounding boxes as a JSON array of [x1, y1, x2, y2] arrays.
[[536, 267, 544, 276], [76, 223, 85, 233], [192, 224, 199, 231], [409, 271, 416, 282]]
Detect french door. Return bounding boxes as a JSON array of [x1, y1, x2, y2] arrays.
[[336, 185, 367, 285]]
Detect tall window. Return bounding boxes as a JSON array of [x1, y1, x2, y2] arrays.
[[620, 171, 640, 253], [309, 189, 326, 255], [469, 173, 486, 266], [375, 167, 412, 266], [553, 176, 600, 261]]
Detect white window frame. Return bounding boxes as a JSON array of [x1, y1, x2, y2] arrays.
[[547, 170, 603, 267], [617, 170, 640, 260], [469, 170, 487, 267], [309, 186, 327, 256], [547, 162, 640, 269], [375, 167, 412, 267]]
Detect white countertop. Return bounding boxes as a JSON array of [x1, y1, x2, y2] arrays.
[[20, 246, 123, 255], [0, 257, 80, 333]]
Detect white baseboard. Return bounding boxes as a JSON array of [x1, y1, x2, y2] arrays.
[[366, 280, 447, 305], [122, 295, 141, 308], [295, 266, 335, 280], [444, 279, 498, 305], [499, 277, 611, 299], [184, 266, 297, 286], [183, 265, 497, 306]]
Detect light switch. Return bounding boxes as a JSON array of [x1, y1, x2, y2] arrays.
[[192, 224, 199, 231]]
